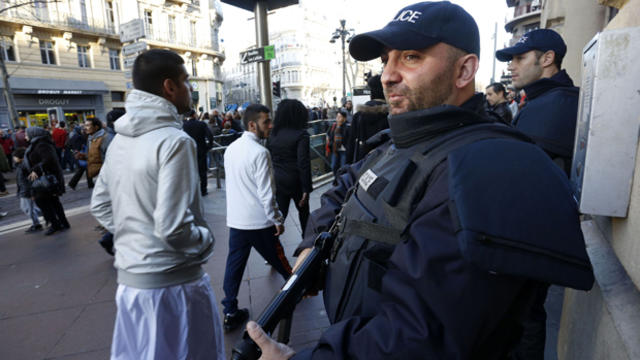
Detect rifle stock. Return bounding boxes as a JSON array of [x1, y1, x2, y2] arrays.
[[231, 231, 334, 360]]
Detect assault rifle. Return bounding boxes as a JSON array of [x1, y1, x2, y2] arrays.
[[230, 222, 338, 360]]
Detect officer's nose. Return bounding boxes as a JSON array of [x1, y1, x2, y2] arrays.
[[381, 56, 402, 89]]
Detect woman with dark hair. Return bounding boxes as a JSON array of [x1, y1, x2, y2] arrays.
[[267, 99, 312, 237], [25, 126, 69, 235]]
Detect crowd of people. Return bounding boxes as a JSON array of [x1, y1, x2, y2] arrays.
[[0, 1, 598, 359]]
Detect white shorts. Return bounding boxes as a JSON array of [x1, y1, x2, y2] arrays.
[[111, 273, 225, 360]]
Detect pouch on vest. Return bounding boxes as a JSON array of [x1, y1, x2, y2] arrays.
[[447, 138, 594, 290]]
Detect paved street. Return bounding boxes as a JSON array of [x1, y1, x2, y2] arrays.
[[0, 174, 331, 359]]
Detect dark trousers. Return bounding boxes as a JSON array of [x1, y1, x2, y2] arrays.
[[512, 284, 549, 360], [68, 167, 94, 189], [222, 226, 292, 314], [276, 190, 310, 238], [34, 194, 69, 229], [197, 154, 208, 195], [0, 172, 6, 192]]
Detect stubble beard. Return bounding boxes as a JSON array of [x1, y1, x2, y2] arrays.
[[385, 64, 455, 115]]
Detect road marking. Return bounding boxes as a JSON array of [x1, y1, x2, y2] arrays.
[[0, 204, 91, 236]]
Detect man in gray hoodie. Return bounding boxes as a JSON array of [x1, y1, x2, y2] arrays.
[[91, 49, 224, 359]]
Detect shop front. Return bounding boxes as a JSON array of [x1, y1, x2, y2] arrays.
[[0, 77, 108, 129]]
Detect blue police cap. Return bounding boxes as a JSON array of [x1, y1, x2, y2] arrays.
[[496, 29, 567, 62], [348, 1, 480, 61]]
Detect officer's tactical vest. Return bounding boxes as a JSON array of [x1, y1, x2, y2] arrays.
[[324, 123, 594, 324]]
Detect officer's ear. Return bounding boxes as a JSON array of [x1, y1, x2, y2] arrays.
[[539, 50, 557, 68], [454, 53, 479, 89]]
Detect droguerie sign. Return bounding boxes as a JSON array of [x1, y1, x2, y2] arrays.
[[38, 98, 70, 106]]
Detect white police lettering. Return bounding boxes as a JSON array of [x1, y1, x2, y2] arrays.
[[517, 35, 529, 44], [359, 169, 378, 191], [393, 10, 422, 24]]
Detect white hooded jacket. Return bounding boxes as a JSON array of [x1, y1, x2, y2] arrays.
[[91, 90, 214, 289]]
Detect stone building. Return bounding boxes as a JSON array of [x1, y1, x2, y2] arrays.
[[0, 0, 225, 129]]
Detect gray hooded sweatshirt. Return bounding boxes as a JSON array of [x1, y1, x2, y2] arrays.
[[91, 90, 214, 288]]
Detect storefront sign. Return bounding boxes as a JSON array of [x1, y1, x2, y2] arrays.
[[37, 90, 83, 95], [38, 98, 70, 106]]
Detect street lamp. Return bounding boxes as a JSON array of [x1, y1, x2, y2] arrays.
[[330, 19, 355, 103]]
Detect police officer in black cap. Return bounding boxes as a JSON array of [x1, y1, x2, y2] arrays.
[[496, 29, 579, 176], [244, 2, 593, 359]]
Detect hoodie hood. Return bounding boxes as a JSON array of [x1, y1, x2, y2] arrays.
[[116, 89, 183, 137]]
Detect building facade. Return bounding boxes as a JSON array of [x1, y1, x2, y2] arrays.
[[505, 0, 542, 46], [0, 0, 225, 129], [223, 1, 379, 111]]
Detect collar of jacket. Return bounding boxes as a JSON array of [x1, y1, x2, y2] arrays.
[[243, 130, 262, 144], [523, 69, 576, 100], [88, 128, 105, 142], [388, 93, 491, 148], [116, 89, 182, 137]]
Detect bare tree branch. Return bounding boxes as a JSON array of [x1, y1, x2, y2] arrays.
[[0, 0, 60, 15]]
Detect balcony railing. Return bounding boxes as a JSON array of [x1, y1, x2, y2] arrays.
[[0, 8, 117, 35]]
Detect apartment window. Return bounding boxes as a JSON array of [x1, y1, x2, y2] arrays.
[[40, 40, 55, 65], [0, 37, 16, 62], [34, 1, 49, 21], [109, 49, 120, 70], [168, 15, 176, 42], [77, 45, 90, 67], [524, 22, 540, 33], [190, 21, 196, 46], [80, 0, 88, 24], [106, 0, 115, 30], [111, 91, 125, 102], [191, 57, 197, 77], [144, 10, 153, 36]]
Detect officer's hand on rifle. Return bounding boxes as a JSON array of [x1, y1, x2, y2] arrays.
[[246, 321, 295, 360]]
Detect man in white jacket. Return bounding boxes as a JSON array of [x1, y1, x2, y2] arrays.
[[222, 104, 292, 331], [90, 49, 225, 359]]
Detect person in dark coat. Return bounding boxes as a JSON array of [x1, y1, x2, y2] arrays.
[[25, 126, 69, 235], [345, 74, 389, 164], [13, 147, 43, 232], [326, 110, 350, 180], [497, 28, 578, 176], [244, 2, 592, 359], [496, 28, 580, 358], [267, 99, 313, 237], [183, 109, 214, 196], [484, 82, 513, 125]]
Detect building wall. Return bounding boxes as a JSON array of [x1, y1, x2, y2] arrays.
[[1, 0, 226, 124], [553, 1, 640, 359]]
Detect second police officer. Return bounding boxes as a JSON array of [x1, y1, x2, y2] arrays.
[[246, 2, 594, 359]]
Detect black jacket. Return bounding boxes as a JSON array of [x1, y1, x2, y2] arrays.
[[486, 101, 513, 125], [292, 94, 588, 359], [183, 119, 214, 157], [26, 135, 65, 195], [513, 70, 579, 175], [346, 100, 389, 163], [267, 128, 312, 195]]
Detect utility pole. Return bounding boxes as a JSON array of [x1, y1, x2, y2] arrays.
[[491, 21, 497, 84], [254, 1, 273, 110], [330, 19, 355, 104]]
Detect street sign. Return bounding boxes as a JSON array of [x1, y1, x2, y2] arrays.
[[123, 55, 137, 69], [240, 45, 276, 64], [122, 41, 147, 56], [264, 45, 275, 60], [119, 19, 145, 43], [124, 71, 132, 79]]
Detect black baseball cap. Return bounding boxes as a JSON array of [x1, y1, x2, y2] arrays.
[[496, 29, 567, 62], [349, 1, 480, 61]]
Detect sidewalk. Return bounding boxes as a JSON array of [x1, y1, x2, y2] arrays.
[[0, 179, 331, 359]]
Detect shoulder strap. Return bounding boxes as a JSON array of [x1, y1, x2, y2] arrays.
[[384, 124, 530, 237]]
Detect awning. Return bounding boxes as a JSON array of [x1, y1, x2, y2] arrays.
[[0, 77, 109, 95]]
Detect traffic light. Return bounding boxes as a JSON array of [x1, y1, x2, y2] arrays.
[[272, 80, 281, 98]]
